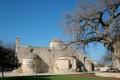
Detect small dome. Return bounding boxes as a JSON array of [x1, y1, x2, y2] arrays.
[[25, 53, 40, 59], [51, 38, 61, 42]]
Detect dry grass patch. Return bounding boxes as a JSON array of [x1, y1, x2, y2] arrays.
[[64, 74, 120, 80]]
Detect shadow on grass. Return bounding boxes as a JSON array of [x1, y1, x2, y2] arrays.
[[0, 75, 53, 80]]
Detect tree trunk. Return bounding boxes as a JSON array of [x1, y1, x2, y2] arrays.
[[112, 41, 120, 68], [1, 71, 4, 79], [36, 72, 37, 76]]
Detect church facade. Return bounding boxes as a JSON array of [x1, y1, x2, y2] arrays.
[[15, 37, 94, 73]]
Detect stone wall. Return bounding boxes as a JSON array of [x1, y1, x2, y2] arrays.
[[95, 72, 120, 78], [16, 45, 94, 73], [22, 59, 34, 73], [55, 59, 69, 72], [85, 57, 94, 71], [15, 38, 94, 73], [54, 56, 77, 73], [22, 58, 41, 73]]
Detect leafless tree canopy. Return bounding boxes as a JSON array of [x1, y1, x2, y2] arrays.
[[62, 0, 120, 54], [0, 40, 15, 50], [101, 51, 112, 65]]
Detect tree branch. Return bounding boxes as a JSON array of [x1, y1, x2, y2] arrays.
[[76, 37, 105, 44], [114, 13, 120, 18], [99, 12, 107, 27]]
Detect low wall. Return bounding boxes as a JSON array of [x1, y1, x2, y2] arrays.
[[95, 72, 120, 78]]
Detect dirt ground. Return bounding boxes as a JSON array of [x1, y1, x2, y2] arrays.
[[64, 74, 120, 80]]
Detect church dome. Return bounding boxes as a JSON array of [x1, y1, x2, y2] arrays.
[[25, 53, 40, 59], [51, 38, 61, 42], [50, 38, 64, 49]]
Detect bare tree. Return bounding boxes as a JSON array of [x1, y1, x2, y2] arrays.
[[5, 42, 16, 50], [101, 51, 112, 66], [27, 58, 38, 76], [61, 0, 120, 68], [0, 40, 15, 50], [48, 51, 59, 73]]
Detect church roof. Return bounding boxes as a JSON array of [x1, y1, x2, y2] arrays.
[[51, 38, 61, 42], [25, 53, 40, 59]]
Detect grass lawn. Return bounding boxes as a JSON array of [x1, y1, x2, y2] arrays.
[[0, 74, 119, 80]]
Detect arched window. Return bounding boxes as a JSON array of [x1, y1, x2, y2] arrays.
[[30, 48, 34, 53]]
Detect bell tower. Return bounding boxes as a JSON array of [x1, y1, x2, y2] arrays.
[[16, 36, 20, 52]]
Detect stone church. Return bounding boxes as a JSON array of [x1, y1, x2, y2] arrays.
[[15, 37, 94, 73]]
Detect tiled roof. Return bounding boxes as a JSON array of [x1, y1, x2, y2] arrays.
[[51, 38, 61, 42]]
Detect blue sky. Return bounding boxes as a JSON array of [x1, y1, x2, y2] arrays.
[[0, 0, 106, 61]]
